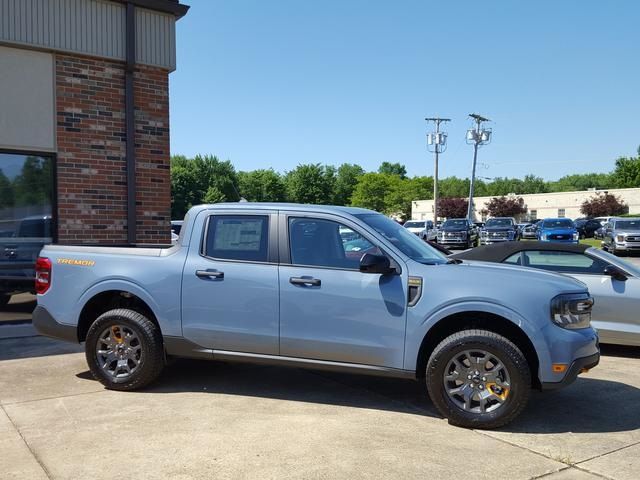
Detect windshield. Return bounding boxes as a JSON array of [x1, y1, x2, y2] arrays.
[[541, 219, 574, 229], [442, 219, 468, 228], [404, 221, 423, 229], [485, 218, 513, 228], [356, 214, 448, 265], [615, 220, 640, 231]]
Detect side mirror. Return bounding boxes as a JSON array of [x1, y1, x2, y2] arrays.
[[604, 264, 628, 282], [359, 253, 394, 275]]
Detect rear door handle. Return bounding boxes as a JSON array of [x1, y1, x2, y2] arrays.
[[289, 276, 321, 286], [196, 269, 224, 279]]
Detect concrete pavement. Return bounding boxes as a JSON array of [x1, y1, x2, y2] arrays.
[[0, 336, 638, 480]]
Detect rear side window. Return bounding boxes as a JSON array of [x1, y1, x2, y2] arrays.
[[204, 215, 269, 262]]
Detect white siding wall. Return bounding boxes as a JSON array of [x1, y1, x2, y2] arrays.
[[0, 0, 177, 70], [412, 189, 640, 221]]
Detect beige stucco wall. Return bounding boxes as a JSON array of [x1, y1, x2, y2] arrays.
[[412, 188, 640, 221], [0, 45, 55, 152]]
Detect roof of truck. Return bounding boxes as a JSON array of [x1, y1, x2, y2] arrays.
[[194, 202, 378, 216]]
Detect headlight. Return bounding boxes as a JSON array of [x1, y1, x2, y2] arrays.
[[551, 293, 593, 329], [481, 231, 488, 237], [616, 235, 625, 243], [573, 232, 579, 241]]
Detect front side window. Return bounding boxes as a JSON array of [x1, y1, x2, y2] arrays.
[[356, 213, 448, 265], [289, 218, 381, 269], [505, 250, 608, 274], [204, 215, 269, 262], [404, 221, 424, 229]]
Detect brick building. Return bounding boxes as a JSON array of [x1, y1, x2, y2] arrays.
[[0, 0, 189, 245]]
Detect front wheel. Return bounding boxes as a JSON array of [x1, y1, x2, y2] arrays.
[[85, 308, 165, 391], [426, 329, 531, 429]]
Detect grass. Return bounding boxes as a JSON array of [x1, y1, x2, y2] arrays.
[[580, 238, 602, 249]]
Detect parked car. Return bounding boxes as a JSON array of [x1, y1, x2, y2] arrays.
[[0, 215, 52, 306], [170, 220, 183, 236], [403, 220, 435, 241], [452, 241, 640, 347], [537, 218, 579, 244], [602, 218, 640, 256], [437, 218, 478, 249], [521, 223, 539, 240], [479, 217, 519, 245], [574, 218, 603, 239], [33, 203, 599, 429]]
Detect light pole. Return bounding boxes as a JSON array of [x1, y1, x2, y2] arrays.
[[466, 113, 492, 222], [425, 117, 450, 225]]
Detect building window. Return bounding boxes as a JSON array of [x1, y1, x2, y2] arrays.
[[558, 209, 566, 218], [530, 210, 537, 220], [0, 151, 55, 301]]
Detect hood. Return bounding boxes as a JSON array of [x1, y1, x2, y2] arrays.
[[483, 226, 515, 232], [430, 260, 587, 293], [441, 226, 468, 232]]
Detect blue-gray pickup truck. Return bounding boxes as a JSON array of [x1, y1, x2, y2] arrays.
[[33, 203, 600, 429]]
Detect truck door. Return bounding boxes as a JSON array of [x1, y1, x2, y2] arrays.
[[278, 213, 408, 368], [181, 210, 279, 354]]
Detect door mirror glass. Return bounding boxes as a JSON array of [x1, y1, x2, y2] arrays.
[[604, 264, 628, 282], [359, 253, 394, 275]]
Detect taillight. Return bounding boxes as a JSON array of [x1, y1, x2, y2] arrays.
[[35, 257, 52, 294]]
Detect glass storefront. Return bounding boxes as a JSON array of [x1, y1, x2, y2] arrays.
[[0, 152, 54, 323]]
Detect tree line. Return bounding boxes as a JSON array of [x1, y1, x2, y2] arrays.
[[170, 148, 640, 220]]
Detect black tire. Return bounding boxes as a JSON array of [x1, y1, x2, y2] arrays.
[[85, 308, 164, 391], [426, 329, 531, 429], [0, 294, 11, 307]]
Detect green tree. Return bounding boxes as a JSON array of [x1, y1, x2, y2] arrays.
[[170, 154, 239, 219], [285, 164, 336, 204], [12, 156, 53, 207], [351, 173, 394, 213], [203, 186, 226, 204], [611, 153, 640, 188], [333, 163, 364, 205], [549, 173, 612, 192], [378, 162, 407, 179], [238, 169, 286, 202], [385, 176, 434, 220], [0, 169, 15, 209], [439, 177, 470, 198]]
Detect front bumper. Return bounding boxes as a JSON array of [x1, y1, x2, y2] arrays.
[[479, 238, 514, 245], [613, 241, 640, 251], [32, 305, 78, 343], [540, 352, 600, 390]]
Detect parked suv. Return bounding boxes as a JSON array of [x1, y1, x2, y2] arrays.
[[479, 217, 519, 245], [602, 218, 640, 255], [574, 218, 603, 239], [437, 218, 478, 249], [34, 203, 599, 429], [537, 218, 579, 244], [0, 215, 52, 305]]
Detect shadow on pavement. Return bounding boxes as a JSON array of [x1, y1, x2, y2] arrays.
[[0, 335, 82, 361], [76, 357, 640, 433], [599, 343, 640, 359]]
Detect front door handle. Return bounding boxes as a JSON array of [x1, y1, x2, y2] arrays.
[[289, 276, 321, 286], [196, 269, 224, 279]]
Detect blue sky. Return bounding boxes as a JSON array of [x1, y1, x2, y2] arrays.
[[169, 0, 640, 181]]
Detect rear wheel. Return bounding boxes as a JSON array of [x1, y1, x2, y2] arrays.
[[426, 329, 531, 429], [85, 308, 164, 391]]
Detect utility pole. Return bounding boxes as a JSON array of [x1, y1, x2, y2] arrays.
[[425, 117, 450, 225], [466, 113, 492, 222]]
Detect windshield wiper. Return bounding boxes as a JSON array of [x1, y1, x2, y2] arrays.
[[446, 258, 462, 264]]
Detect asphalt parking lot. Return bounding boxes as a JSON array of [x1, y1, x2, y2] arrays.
[[0, 335, 639, 480]]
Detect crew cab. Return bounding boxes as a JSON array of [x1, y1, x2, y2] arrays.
[[34, 203, 599, 429], [437, 218, 478, 249], [479, 217, 519, 245]]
